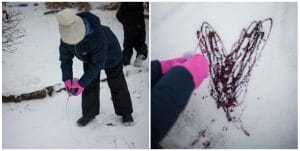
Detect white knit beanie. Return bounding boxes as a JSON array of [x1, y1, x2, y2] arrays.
[[56, 9, 86, 45]]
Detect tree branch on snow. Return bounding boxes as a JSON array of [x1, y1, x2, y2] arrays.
[[2, 83, 66, 103]]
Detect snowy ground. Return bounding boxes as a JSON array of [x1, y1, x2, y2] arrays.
[[3, 3, 149, 148], [152, 2, 297, 149]]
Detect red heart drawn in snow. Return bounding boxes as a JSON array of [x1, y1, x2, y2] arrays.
[[197, 18, 273, 122]]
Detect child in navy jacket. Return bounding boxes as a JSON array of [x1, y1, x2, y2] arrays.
[[57, 9, 134, 127]]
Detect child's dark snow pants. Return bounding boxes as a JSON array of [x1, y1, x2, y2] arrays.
[[82, 62, 133, 118]]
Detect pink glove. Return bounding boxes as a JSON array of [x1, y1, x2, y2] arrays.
[[174, 54, 209, 88], [71, 81, 84, 96], [64, 80, 72, 91], [160, 57, 187, 74]]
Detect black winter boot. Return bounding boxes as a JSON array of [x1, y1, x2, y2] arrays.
[[77, 116, 95, 127], [122, 114, 134, 126]]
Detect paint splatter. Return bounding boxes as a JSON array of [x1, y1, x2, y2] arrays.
[[196, 18, 272, 134]]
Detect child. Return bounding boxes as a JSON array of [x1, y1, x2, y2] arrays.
[[57, 9, 134, 127]]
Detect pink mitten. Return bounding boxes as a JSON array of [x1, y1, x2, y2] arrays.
[[64, 80, 72, 91], [160, 57, 187, 74], [174, 54, 209, 88], [71, 81, 84, 96]]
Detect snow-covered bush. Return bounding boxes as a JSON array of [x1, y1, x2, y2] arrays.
[[2, 3, 26, 53]]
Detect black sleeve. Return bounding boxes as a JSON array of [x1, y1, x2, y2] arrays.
[[151, 66, 195, 148], [59, 43, 74, 82], [151, 60, 163, 87], [78, 40, 108, 87]]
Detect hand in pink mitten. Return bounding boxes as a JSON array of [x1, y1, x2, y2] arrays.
[[160, 57, 187, 74], [174, 54, 209, 88], [64, 80, 72, 91], [71, 81, 84, 96]]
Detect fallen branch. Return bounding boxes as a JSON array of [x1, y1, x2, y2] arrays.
[[43, 9, 61, 15], [3, 83, 65, 103]]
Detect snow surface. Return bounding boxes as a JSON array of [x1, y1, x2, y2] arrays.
[[3, 3, 149, 148], [152, 2, 297, 149]]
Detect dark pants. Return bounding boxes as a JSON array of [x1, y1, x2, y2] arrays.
[[151, 61, 194, 148], [123, 28, 148, 65], [82, 62, 133, 117]]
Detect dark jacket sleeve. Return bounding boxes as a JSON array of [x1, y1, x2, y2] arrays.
[[116, 4, 124, 23], [151, 60, 163, 87], [78, 34, 108, 87], [59, 43, 74, 82], [151, 66, 194, 148]]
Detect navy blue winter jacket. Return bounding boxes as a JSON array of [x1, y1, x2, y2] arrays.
[[59, 12, 122, 87], [151, 60, 194, 148]]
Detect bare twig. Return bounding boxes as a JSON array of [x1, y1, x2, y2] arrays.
[[2, 5, 26, 53]]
